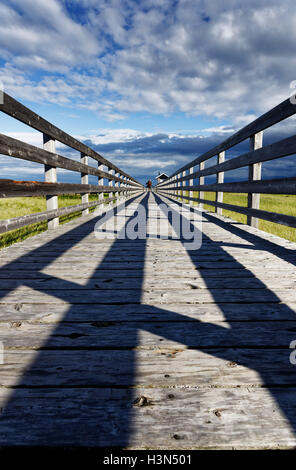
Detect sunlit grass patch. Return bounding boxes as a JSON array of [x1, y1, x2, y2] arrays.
[[0, 194, 104, 249]]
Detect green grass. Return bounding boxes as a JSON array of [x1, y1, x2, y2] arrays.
[[1, 191, 296, 248], [0, 194, 109, 249], [177, 191, 296, 243]]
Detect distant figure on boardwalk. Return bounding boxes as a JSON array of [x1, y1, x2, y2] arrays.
[[146, 179, 152, 191]]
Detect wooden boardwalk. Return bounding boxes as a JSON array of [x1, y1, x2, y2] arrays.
[[0, 191, 296, 449]]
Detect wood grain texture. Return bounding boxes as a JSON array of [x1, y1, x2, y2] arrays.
[[0, 191, 295, 448], [160, 176, 296, 195], [0, 179, 139, 198], [0, 387, 294, 448]]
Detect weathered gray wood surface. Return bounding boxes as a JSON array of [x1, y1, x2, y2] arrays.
[[0, 191, 296, 448], [0, 179, 139, 198], [0, 387, 295, 448], [160, 176, 296, 195]]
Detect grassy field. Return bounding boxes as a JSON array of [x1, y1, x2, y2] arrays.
[[178, 191, 296, 243], [0, 192, 295, 249], [0, 194, 109, 249]]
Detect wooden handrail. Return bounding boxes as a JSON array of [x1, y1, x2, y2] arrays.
[[157, 96, 296, 229], [0, 180, 140, 197], [0, 92, 139, 183], [0, 195, 119, 234], [159, 177, 296, 195], [0, 94, 143, 233], [0, 133, 139, 185], [167, 96, 296, 178], [160, 134, 296, 185]]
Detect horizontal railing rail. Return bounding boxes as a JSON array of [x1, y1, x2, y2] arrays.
[[0, 180, 136, 197], [0, 93, 143, 233], [156, 96, 296, 229], [0, 92, 138, 182], [0, 196, 118, 234]]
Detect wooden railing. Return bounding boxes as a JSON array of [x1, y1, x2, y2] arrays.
[[0, 93, 143, 234], [156, 96, 296, 229]]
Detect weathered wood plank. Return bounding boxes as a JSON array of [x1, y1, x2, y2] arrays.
[[2, 250, 293, 262], [2, 241, 294, 255], [0, 179, 138, 198], [0, 321, 295, 349], [161, 176, 296, 195], [0, 387, 294, 448], [1, 259, 294, 271], [0, 348, 294, 387], [0, 191, 295, 450], [1, 277, 296, 291], [0, 302, 294, 323], [1, 287, 295, 304], [1, 268, 294, 280]]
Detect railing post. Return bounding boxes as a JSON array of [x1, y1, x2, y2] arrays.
[[125, 177, 128, 197], [80, 153, 89, 216], [115, 172, 119, 202], [199, 161, 205, 210], [182, 170, 186, 202], [98, 163, 104, 209], [247, 132, 263, 228], [178, 173, 181, 200], [120, 176, 123, 198], [108, 167, 113, 206], [43, 134, 59, 229], [215, 151, 225, 215], [189, 167, 193, 206], [122, 176, 126, 198]]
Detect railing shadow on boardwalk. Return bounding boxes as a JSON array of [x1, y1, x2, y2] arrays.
[[153, 192, 296, 438], [0, 192, 148, 447], [0, 191, 295, 446]]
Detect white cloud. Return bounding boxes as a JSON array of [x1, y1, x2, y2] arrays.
[[5, 132, 43, 147], [1, 166, 43, 175], [81, 128, 153, 144], [111, 157, 177, 169], [1, 0, 296, 127], [0, 0, 100, 73]]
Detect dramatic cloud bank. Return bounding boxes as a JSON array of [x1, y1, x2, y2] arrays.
[[2, 119, 296, 185], [0, 0, 295, 121]]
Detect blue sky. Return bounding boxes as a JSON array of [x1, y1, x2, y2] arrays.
[[0, 0, 296, 184]]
